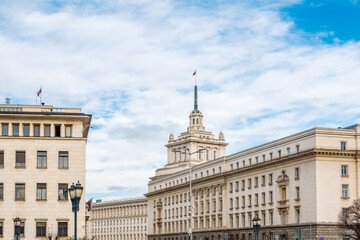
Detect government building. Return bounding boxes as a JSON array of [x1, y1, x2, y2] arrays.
[[0, 104, 91, 239], [88, 197, 148, 240], [145, 85, 359, 240]]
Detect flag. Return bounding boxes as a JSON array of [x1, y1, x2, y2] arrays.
[[193, 70, 196, 76], [86, 198, 93, 212], [37, 88, 42, 97]]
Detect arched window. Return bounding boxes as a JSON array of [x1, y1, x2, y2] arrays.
[[193, 119, 195, 124], [196, 119, 199, 124]]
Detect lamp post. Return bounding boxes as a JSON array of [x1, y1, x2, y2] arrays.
[[252, 216, 261, 240], [69, 181, 83, 240], [13, 217, 21, 240], [175, 148, 203, 240]]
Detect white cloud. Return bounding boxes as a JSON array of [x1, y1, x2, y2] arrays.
[[0, 0, 359, 198]]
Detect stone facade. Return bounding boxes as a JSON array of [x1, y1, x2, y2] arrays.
[[88, 197, 148, 240], [146, 87, 358, 240], [0, 104, 91, 239]]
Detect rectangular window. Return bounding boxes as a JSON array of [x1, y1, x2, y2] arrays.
[[235, 181, 239, 191], [296, 187, 300, 200], [262, 192, 265, 204], [341, 142, 347, 151], [241, 180, 245, 190], [242, 160, 245, 167], [213, 151, 216, 159], [0, 151, 3, 167], [342, 185, 349, 197], [270, 152, 273, 160], [0, 222, 2, 237], [36, 222, 46, 236], [16, 151, 26, 168], [23, 124, 29, 137], [255, 157, 258, 164], [270, 212, 273, 225], [341, 165, 348, 176], [236, 197, 239, 208], [206, 150, 209, 160], [37, 151, 47, 168], [242, 196, 245, 207], [269, 191, 273, 203], [295, 168, 300, 179], [65, 125, 72, 137], [278, 150, 281, 158], [13, 124, 19, 136], [230, 164, 233, 170], [0, 183, 3, 200], [59, 151, 69, 169], [255, 177, 258, 187], [34, 124, 40, 137], [199, 151, 201, 159], [296, 145, 300, 153], [262, 175, 265, 186], [262, 155, 265, 162], [249, 158, 252, 165], [296, 208, 300, 224], [262, 212, 266, 226], [37, 183, 47, 200], [55, 125, 61, 137], [255, 194, 258, 205], [236, 162, 239, 169], [287, 147, 290, 155], [2, 124, 8, 136], [44, 125, 51, 137], [15, 183, 25, 200], [248, 178, 252, 189], [58, 222, 68, 236], [230, 183, 233, 192], [269, 173, 273, 184]]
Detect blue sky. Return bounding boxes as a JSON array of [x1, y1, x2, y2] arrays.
[[0, 0, 359, 201]]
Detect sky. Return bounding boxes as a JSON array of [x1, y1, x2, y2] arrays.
[[0, 0, 360, 201]]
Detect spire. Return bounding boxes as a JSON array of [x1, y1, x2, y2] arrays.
[[194, 84, 198, 110]]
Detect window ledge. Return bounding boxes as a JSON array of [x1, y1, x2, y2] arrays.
[[261, 203, 266, 206], [15, 167, 26, 169], [58, 168, 69, 170], [36, 167, 47, 169], [58, 199, 69, 202], [261, 184, 265, 187], [36, 199, 47, 201], [269, 183, 273, 186], [0, 166, 4, 169], [294, 177, 300, 181], [341, 175, 349, 178], [269, 202, 274, 205], [254, 204, 259, 207], [247, 205, 252, 208], [254, 186, 258, 188], [15, 199, 25, 201], [294, 198, 300, 202], [341, 196, 350, 199], [248, 187, 251, 190]]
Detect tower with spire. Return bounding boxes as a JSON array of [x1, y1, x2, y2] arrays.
[[154, 82, 228, 177]]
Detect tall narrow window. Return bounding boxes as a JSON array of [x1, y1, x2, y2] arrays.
[[37, 183, 47, 200], [269, 174, 273, 185], [199, 151, 201, 159], [15, 183, 25, 200], [295, 187, 300, 200], [59, 151, 69, 169], [213, 151, 216, 160], [2, 124, 8, 136], [37, 151, 47, 168], [270, 152, 273, 160], [58, 222, 68, 237], [296, 145, 300, 153], [341, 165, 348, 176], [278, 150, 281, 158], [0, 183, 3, 200], [269, 191, 273, 203], [34, 124, 40, 137], [55, 125, 61, 137], [206, 150, 209, 160], [296, 208, 300, 224], [13, 124, 19, 136], [0, 151, 3, 167], [44, 125, 51, 137], [16, 151, 26, 168], [0, 222, 3, 237], [342, 185, 349, 198], [295, 168, 300, 179], [341, 142, 347, 151], [287, 148, 290, 155], [249, 158, 252, 165], [36, 222, 46, 236], [23, 124, 29, 137], [262, 155, 265, 162], [65, 125, 72, 137]]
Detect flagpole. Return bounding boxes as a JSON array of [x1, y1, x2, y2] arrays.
[[40, 86, 42, 104]]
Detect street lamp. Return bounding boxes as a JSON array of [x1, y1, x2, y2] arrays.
[[69, 181, 83, 240], [252, 216, 261, 240], [174, 148, 203, 240], [13, 217, 21, 240]]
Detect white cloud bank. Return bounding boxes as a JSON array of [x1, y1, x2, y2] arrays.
[[0, 0, 359, 198]]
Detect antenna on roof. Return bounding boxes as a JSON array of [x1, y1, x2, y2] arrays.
[[5, 98, 10, 105]]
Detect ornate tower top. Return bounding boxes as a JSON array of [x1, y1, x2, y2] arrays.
[[153, 79, 228, 178]]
